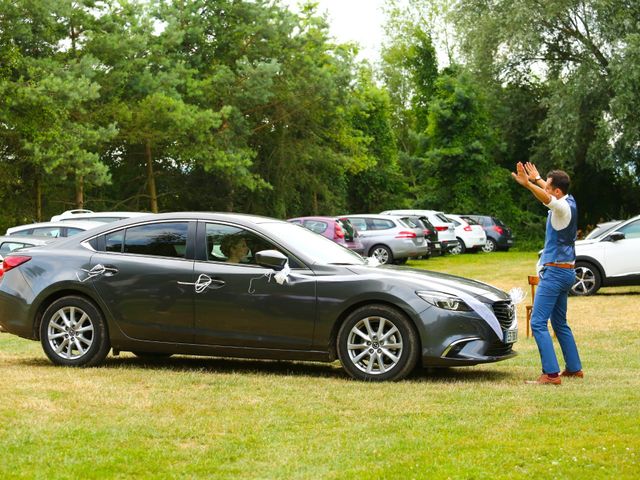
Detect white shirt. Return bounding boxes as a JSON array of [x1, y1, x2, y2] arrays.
[[545, 194, 572, 231]]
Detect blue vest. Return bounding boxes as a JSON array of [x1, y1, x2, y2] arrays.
[[540, 195, 577, 264]]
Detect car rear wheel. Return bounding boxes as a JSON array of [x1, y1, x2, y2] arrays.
[[571, 262, 601, 296], [451, 238, 466, 255], [40, 296, 110, 367], [482, 238, 497, 253], [337, 305, 419, 381], [369, 244, 393, 265]]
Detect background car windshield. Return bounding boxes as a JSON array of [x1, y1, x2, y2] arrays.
[[260, 222, 365, 265]]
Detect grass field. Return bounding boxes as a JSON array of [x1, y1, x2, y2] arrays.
[[1, 252, 638, 479]]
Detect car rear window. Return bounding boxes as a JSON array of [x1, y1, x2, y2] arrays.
[[435, 214, 450, 223], [460, 216, 479, 225], [302, 220, 328, 234], [123, 222, 188, 258], [0, 242, 32, 255]]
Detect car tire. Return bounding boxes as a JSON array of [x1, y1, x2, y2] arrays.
[[369, 244, 393, 265], [571, 262, 602, 296], [40, 296, 110, 367], [482, 238, 497, 253], [453, 238, 466, 254], [132, 352, 173, 359], [337, 305, 419, 381]]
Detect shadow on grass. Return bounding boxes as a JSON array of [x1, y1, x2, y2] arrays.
[[593, 290, 640, 297], [12, 354, 512, 384], [9, 349, 513, 383]]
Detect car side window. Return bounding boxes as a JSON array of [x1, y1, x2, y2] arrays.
[[66, 228, 85, 236], [349, 218, 367, 231], [105, 230, 124, 253], [31, 227, 63, 238], [204, 223, 293, 267], [366, 219, 394, 230], [619, 220, 640, 239], [122, 222, 188, 258]]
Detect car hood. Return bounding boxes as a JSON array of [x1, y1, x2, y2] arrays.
[[346, 264, 509, 303], [575, 239, 600, 246]]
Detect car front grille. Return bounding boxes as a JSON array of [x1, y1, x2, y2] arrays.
[[492, 300, 516, 330], [485, 341, 514, 357]]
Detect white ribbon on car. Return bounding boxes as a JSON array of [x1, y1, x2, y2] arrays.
[[76, 264, 116, 282], [248, 260, 292, 293]]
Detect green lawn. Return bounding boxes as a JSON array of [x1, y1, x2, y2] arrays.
[[1, 252, 638, 479]]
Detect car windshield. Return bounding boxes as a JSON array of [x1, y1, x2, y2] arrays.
[[260, 222, 366, 265], [585, 221, 622, 239]]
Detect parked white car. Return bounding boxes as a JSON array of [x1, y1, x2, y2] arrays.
[[572, 214, 640, 295], [380, 209, 458, 253], [6, 220, 106, 238], [447, 214, 487, 254], [51, 209, 150, 223]]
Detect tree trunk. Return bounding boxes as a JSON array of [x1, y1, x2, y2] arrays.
[[35, 175, 42, 222], [145, 139, 159, 213], [75, 174, 84, 209]]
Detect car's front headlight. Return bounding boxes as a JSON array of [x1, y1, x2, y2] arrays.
[[416, 291, 472, 312]]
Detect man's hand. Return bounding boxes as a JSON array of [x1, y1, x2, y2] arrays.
[[524, 162, 540, 181], [511, 162, 530, 187]]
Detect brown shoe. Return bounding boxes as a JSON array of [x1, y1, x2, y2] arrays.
[[561, 369, 584, 378], [525, 374, 561, 385]]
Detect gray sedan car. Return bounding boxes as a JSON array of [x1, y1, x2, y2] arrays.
[[342, 214, 429, 264], [0, 213, 517, 381]]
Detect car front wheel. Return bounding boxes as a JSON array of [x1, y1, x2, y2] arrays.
[[40, 296, 110, 367], [337, 305, 419, 381], [571, 262, 602, 296]]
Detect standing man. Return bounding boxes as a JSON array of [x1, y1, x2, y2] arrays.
[[512, 162, 583, 385]]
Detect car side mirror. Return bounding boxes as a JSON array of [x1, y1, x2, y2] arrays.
[[256, 250, 288, 270], [605, 231, 625, 242]]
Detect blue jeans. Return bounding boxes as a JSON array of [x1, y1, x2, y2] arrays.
[[531, 266, 582, 374]]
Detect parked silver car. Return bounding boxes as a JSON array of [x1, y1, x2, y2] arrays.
[[342, 214, 429, 264], [380, 209, 458, 253]]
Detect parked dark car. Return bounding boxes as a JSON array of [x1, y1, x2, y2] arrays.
[[398, 215, 441, 257], [0, 213, 518, 381], [463, 215, 514, 252], [287, 216, 364, 254]]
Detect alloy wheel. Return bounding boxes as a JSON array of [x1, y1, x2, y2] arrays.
[[346, 316, 403, 375], [482, 238, 497, 253], [572, 266, 597, 295], [46, 306, 95, 360], [372, 247, 390, 264]]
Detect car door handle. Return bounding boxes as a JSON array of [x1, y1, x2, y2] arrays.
[[102, 265, 119, 276], [177, 274, 225, 293]]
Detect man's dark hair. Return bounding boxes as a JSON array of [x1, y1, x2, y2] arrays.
[[546, 170, 571, 194]]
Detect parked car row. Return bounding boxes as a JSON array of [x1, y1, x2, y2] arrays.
[[287, 210, 515, 265]]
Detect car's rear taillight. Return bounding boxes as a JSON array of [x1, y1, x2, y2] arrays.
[[463, 225, 472, 232], [396, 231, 417, 239], [0, 255, 31, 279], [493, 226, 504, 235], [435, 226, 448, 231], [334, 223, 345, 239]]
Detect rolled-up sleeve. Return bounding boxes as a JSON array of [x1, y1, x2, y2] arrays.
[[545, 196, 571, 230]]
